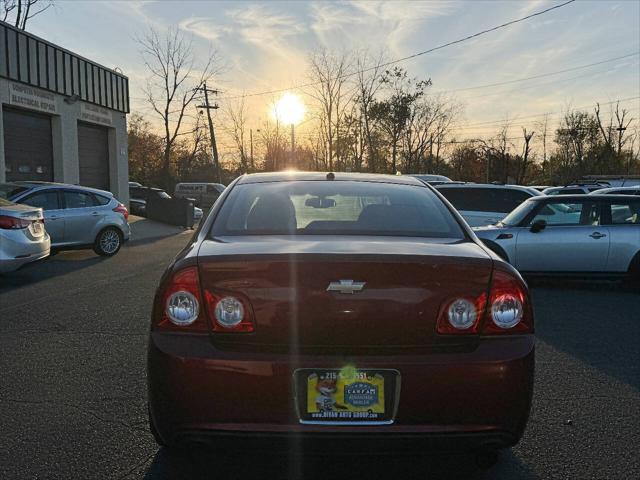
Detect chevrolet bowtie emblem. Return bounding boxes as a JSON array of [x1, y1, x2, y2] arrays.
[[327, 280, 366, 294]]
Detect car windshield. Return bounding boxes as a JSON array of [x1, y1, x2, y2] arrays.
[[500, 200, 579, 226], [156, 191, 171, 199], [211, 180, 464, 238], [0, 184, 29, 199], [498, 200, 537, 226]]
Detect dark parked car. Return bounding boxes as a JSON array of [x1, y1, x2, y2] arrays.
[[147, 172, 534, 466], [129, 186, 203, 220]]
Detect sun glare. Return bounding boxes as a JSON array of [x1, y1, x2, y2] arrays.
[[272, 93, 305, 125]]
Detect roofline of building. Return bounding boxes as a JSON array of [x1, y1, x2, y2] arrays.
[[0, 20, 128, 80]]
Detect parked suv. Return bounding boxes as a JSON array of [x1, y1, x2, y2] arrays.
[[589, 186, 640, 196], [542, 182, 609, 195], [410, 174, 452, 185], [2, 182, 130, 256], [435, 183, 541, 227]]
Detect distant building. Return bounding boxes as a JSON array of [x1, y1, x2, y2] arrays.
[[0, 20, 130, 204]]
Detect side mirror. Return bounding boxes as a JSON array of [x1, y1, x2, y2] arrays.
[[530, 219, 547, 233]]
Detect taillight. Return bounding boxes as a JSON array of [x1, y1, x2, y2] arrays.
[[156, 267, 207, 332], [204, 291, 254, 333], [482, 269, 533, 334], [155, 267, 255, 333], [113, 203, 129, 220], [437, 295, 486, 334], [436, 268, 532, 335], [0, 215, 31, 229]]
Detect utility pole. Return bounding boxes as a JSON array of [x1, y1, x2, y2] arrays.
[[250, 129, 254, 171], [617, 126, 628, 173], [291, 124, 295, 167], [196, 82, 221, 183]]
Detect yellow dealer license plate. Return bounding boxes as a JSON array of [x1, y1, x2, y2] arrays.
[[296, 368, 399, 424]]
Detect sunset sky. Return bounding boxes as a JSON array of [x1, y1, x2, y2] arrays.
[[25, 0, 640, 144]]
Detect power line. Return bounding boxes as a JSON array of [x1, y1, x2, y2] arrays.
[[438, 51, 639, 94], [215, 0, 578, 101], [451, 96, 640, 129], [130, 50, 638, 111], [455, 64, 639, 102]]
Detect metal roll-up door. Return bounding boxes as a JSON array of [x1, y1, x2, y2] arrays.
[[78, 122, 110, 191], [3, 107, 54, 182]]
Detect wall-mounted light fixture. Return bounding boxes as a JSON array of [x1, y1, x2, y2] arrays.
[[64, 94, 80, 104]]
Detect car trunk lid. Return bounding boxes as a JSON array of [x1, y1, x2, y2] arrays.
[[198, 236, 493, 350]]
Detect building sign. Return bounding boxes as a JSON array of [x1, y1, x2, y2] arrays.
[[80, 103, 113, 126], [8, 82, 57, 114]]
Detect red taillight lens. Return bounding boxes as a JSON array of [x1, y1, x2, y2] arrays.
[[156, 267, 207, 332], [436, 268, 532, 335], [204, 290, 255, 333], [482, 269, 533, 334], [0, 215, 31, 229], [113, 203, 129, 220], [437, 294, 486, 334]]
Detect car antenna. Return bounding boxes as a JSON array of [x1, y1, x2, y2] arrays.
[[326, 172, 335, 181]]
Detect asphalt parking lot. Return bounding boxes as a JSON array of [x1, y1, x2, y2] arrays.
[[0, 220, 638, 479]]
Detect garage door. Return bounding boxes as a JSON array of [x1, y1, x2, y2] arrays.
[[3, 108, 54, 182], [78, 122, 110, 191]]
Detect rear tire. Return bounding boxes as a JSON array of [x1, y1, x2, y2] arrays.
[[93, 227, 123, 256], [626, 251, 640, 286], [148, 406, 168, 447], [475, 449, 499, 470]]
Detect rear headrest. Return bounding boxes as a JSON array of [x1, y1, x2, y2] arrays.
[[357, 204, 424, 231], [246, 193, 297, 232]]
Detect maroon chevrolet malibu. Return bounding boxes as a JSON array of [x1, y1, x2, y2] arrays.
[[147, 172, 534, 465]]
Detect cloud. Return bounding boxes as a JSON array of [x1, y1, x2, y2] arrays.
[[227, 4, 305, 49], [179, 17, 233, 41], [309, 0, 458, 55]]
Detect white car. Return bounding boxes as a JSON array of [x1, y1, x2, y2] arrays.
[[435, 183, 542, 227], [542, 183, 608, 195], [589, 186, 640, 196], [0, 198, 50, 273]]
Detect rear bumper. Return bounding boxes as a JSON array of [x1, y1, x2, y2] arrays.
[[148, 334, 534, 449], [170, 430, 517, 454], [0, 232, 50, 273]]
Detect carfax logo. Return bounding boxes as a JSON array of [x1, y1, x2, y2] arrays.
[[344, 382, 378, 407]]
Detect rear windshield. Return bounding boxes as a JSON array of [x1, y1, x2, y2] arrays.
[[0, 184, 29, 200], [211, 181, 464, 238]]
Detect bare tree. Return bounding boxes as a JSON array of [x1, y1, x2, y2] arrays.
[[258, 101, 287, 171], [475, 122, 512, 183], [612, 102, 633, 157], [306, 50, 353, 170], [403, 95, 458, 173], [354, 50, 386, 172], [430, 98, 461, 173], [175, 114, 208, 179], [517, 127, 535, 184], [594, 102, 615, 153], [628, 126, 639, 174], [223, 97, 250, 173], [1, 0, 53, 30], [138, 27, 221, 189], [535, 113, 550, 178]]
